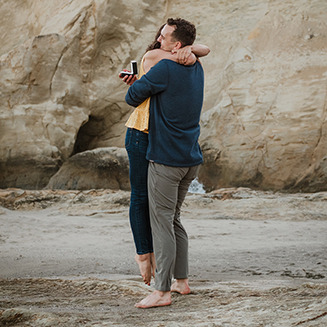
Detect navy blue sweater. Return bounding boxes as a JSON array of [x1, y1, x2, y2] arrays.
[[125, 59, 204, 167]]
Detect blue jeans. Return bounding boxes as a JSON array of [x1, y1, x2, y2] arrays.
[[125, 128, 153, 255]]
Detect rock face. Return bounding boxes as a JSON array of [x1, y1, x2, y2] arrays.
[[0, 0, 164, 189], [198, 2, 327, 192], [0, 0, 326, 191]]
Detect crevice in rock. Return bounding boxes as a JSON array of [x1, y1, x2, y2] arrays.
[[63, 3, 93, 34], [71, 115, 105, 156], [49, 43, 69, 95]]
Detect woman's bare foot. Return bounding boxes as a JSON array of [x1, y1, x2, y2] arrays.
[[135, 290, 171, 308], [135, 254, 151, 285], [150, 252, 156, 279], [171, 278, 191, 295]]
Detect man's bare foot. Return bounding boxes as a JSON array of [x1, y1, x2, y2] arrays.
[[135, 254, 151, 285], [150, 252, 156, 279], [171, 278, 191, 295], [135, 290, 171, 309]]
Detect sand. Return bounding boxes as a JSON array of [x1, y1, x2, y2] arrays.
[[0, 188, 327, 326]]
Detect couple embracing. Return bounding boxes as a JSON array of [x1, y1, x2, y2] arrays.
[[120, 17, 209, 308]]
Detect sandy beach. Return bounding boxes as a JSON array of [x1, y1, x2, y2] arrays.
[[0, 188, 327, 326]]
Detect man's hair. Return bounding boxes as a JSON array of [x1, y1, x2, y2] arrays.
[[167, 18, 196, 47]]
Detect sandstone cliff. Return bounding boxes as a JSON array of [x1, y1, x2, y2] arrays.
[[0, 0, 326, 191]]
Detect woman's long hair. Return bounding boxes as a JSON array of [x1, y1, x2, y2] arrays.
[[145, 24, 165, 52]]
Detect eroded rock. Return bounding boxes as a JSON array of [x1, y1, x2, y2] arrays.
[[46, 147, 130, 190], [1, 0, 327, 191]]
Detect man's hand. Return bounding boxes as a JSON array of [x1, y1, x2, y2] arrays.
[[171, 46, 193, 65], [119, 70, 138, 85]]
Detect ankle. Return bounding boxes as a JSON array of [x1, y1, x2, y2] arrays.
[[155, 290, 171, 297], [136, 253, 150, 262]]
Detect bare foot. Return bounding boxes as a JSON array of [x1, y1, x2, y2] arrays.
[[135, 290, 171, 309], [135, 254, 151, 285], [171, 278, 191, 295], [150, 252, 156, 279]]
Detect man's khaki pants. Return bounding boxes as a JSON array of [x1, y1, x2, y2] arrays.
[[148, 162, 200, 291]]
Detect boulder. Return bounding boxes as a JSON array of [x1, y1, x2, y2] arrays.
[[46, 147, 130, 190]]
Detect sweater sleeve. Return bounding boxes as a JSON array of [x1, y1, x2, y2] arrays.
[[125, 60, 169, 107]]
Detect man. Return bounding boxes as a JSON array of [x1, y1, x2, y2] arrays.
[[125, 18, 205, 308]]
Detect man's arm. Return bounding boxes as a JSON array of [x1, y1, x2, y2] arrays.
[[120, 44, 210, 85], [120, 49, 196, 85], [125, 60, 168, 107], [118, 49, 171, 85]]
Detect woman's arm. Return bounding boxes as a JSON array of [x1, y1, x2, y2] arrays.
[[143, 49, 197, 73], [190, 44, 211, 57], [142, 46, 210, 72]]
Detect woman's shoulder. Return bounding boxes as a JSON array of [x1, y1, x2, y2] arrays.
[[143, 49, 176, 73], [145, 49, 174, 61]]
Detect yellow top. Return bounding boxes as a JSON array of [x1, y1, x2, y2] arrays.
[[125, 56, 150, 133]]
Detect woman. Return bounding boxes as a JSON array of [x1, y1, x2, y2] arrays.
[[120, 24, 210, 286]]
